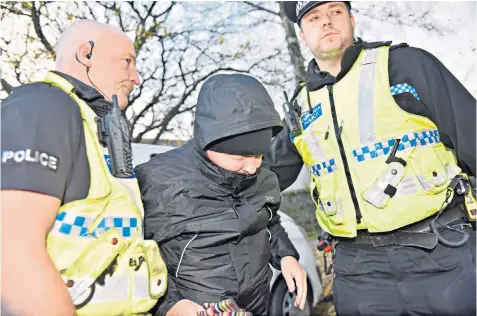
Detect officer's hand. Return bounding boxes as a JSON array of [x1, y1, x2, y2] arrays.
[[166, 299, 205, 316], [280, 256, 307, 310]]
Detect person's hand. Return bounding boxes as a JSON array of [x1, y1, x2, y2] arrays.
[[166, 299, 205, 316], [280, 256, 307, 310]]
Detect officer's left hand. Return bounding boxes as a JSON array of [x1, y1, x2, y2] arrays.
[[280, 256, 307, 310]]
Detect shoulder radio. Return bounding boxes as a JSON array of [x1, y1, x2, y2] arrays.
[[96, 95, 134, 178]]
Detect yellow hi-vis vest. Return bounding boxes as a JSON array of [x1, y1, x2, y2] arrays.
[[292, 45, 462, 238], [44, 72, 167, 315]]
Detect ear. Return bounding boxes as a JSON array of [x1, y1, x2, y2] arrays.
[[351, 14, 356, 33], [298, 28, 307, 45], [76, 42, 93, 68]]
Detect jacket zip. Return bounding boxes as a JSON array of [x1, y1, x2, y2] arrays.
[[327, 85, 362, 223], [175, 233, 198, 278]]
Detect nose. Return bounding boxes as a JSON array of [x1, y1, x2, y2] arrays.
[[321, 14, 332, 28], [242, 159, 257, 175], [130, 69, 140, 86], [241, 156, 262, 175]]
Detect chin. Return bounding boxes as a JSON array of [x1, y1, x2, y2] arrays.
[[117, 94, 129, 110], [119, 101, 128, 110]]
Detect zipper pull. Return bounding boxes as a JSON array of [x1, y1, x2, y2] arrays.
[[339, 119, 344, 135], [324, 125, 330, 140]]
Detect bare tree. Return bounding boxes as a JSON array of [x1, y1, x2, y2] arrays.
[[243, 1, 306, 83], [0, 1, 296, 142], [2, 1, 472, 142]]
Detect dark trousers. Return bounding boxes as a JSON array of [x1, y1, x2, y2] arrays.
[[333, 226, 476, 316]]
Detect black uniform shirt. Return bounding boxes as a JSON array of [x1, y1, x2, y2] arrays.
[[1, 72, 112, 205]]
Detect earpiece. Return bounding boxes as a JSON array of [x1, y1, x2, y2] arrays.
[[74, 40, 111, 102], [85, 40, 94, 59]]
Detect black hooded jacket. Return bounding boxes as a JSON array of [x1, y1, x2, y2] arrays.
[[135, 74, 299, 315]]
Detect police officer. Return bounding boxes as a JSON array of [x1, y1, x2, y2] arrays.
[[265, 2, 476, 315], [1, 20, 167, 316]]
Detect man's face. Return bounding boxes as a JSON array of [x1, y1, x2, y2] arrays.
[[88, 32, 140, 109], [299, 2, 355, 61], [206, 151, 263, 175]]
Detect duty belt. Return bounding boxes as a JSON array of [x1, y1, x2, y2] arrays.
[[337, 205, 467, 250]]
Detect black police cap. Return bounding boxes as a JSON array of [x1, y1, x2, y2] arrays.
[[283, 1, 351, 24]]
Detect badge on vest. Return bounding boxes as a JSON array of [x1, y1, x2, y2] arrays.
[[300, 103, 323, 130]]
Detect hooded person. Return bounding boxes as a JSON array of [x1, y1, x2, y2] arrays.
[[135, 73, 307, 316]]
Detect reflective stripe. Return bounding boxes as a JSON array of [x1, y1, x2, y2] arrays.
[[133, 275, 150, 300], [176, 234, 198, 278], [364, 163, 405, 208], [358, 49, 378, 145], [66, 275, 153, 305], [88, 275, 130, 303], [395, 177, 419, 196], [302, 132, 326, 161], [310, 158, 337, 177], [445, 163, 460, 180], [62, 276, 95, 302], [391, 83, 420, 100], [266, 207, 273, 241], [64, 275, 130, 305], [50, 212, 140, 239], [353, 129, 440, 163]]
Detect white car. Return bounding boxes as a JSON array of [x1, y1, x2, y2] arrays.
[[132, 143, 323, 316]]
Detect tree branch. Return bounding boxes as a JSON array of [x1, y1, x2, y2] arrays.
[[243, 1, 279, 16], [1, 78, 13, 94], [31, 2, 55, 57], [0, 4, 31, 17]]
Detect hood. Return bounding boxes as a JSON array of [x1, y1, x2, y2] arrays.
[[194, 73, 283, 151]]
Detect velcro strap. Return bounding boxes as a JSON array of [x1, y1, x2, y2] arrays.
[[384, 185, 397, 198]]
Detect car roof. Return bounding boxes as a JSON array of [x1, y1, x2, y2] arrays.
[[132, 143, 175, 166]]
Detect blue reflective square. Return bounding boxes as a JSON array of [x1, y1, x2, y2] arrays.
[[114, 218, 123, 227], [122, 227, 131, 237], [74, 216, 85, 227], [57, 212, 66, 221], [375, 143, 383, 150], [59, 223, 72, 235], [362, 146, 370, 154], [80, 227, 89, 236], [97, 219, 106, 228], [370, 151, 378, 158], [130, 218, 138, 227]]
